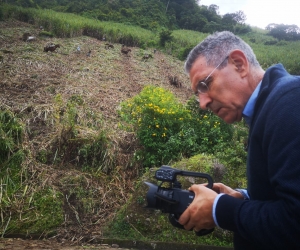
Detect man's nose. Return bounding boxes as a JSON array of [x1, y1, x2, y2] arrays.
[[198, 94, 211, 110]]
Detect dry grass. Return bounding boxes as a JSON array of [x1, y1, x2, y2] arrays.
[[0, 19, 194, 242]]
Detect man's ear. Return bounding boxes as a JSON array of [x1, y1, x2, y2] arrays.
[[228, 50, 248, 78]]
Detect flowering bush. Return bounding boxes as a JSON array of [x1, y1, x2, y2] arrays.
[[120, 85, 233, 167]]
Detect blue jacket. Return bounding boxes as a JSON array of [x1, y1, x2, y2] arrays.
[[216, 64, 300, 249]]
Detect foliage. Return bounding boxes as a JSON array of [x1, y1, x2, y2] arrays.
[[4, 0, 251, 35], [159, 29, 173, 47], [1, 4, 156, 46], [120, 85, 190, 167], [214, 122, 248, 188], [266, 23, 300, 41], [119, 86, 233, 168], [186, 98, 234, 154], [242, 32, 300, 75]]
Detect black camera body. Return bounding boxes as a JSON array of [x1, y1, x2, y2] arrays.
[[145, 165, 214, 236]]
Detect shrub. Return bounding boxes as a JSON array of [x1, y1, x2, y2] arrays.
[[185, 98, 234, 154], [159, 29, 173, 47], [119, 86, 234, 168], [177, 46, 194, 61], [214, 121, 248, 188]]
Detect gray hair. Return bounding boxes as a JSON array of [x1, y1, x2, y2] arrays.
[[184, 31, 260, 74]]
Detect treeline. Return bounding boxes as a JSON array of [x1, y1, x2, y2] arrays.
[[4, 0, 251, 34], [266, 23, 300, 41]]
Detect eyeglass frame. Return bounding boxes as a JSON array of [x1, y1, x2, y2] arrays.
[[195, 56, 229, 95]]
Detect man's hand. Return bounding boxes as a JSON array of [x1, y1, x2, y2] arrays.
[[178, 184, 217, 232], [212, 183, 244, 199]]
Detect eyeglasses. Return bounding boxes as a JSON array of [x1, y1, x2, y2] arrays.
[[196, 56, 228, 95]]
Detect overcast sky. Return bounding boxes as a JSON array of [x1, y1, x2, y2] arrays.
[[199, 0, 300, 29]]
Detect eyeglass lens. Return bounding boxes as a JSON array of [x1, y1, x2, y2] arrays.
[[197, 82, 209, 94]]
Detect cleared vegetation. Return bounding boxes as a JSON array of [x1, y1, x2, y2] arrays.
[[0, 19, 195, 243]]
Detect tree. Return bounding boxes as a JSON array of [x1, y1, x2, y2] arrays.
[[222, 13, 236, 26], [233, 10, 246, 24], [222, 11, 246, 26], [208, 4, 219, 14], [266, 23, 300, 41]]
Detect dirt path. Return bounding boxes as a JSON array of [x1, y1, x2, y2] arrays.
[[0, 238, 134, 250]]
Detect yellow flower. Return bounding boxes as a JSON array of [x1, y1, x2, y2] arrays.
[[156, 124, 159, 128], [152, 133, 156, 136]]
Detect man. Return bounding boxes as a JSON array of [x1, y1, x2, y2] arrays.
[[178, 31, 300, 249]]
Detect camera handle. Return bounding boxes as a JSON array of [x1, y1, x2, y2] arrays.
[[168, 214, 214, 236], [156, 166, 214, 189], [177, 170, 213, 189]]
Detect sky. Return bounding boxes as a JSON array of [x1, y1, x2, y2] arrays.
[[199, 0, 300, 29]]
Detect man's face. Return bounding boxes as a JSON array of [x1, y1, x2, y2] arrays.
[[190, 55, 250, 124]]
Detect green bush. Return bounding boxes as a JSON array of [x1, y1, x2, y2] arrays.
[[119, 86, 234, 168], [159, 29, 173, 47], [186, 98, 234, 154], [215, 121, 248, 188]]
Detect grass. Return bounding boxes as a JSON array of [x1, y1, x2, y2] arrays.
[[0, 17, 193, 241]]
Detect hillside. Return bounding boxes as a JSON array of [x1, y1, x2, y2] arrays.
[[0, 19, 194, 242]]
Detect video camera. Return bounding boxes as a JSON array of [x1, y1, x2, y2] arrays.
[[144, 165, 214, 236]]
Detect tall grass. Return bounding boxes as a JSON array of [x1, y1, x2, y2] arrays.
[[2, 4, 157, 46]]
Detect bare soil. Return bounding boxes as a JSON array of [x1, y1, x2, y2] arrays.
[[0, 19, 194, 249]]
